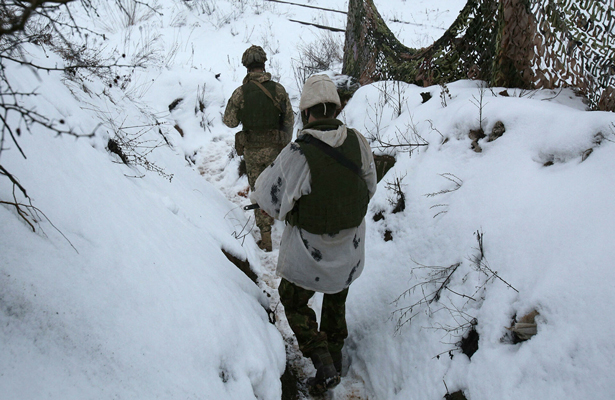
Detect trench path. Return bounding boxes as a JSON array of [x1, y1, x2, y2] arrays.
[[195, 134, 368, 399]]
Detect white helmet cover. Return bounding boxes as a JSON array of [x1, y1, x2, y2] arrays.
[[299, 74, 341, 111]]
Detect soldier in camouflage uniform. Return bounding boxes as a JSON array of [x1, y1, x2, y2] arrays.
[[249, 75, 377, 393], [223, 45, 294, 252]]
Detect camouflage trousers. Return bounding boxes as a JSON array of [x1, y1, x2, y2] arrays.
[[278, 278, 349, 362], [244, 146, 282, 232]]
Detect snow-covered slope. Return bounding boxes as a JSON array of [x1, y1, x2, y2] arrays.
[[343, 80, 615, 399], [1, 40, 284, 400], [2, 1, 614, 399]]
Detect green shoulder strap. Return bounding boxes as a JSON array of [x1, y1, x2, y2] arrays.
[[296, 131, 362, 177], [251, 81, 282, 113]]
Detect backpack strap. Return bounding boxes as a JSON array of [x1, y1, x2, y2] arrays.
[[296, 131, 362, 177], [251, 81, 283, 113]]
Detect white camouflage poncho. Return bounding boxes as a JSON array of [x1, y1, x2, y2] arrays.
[[250, 123, 377, 294]]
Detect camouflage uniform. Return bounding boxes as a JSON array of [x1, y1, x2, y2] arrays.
[[223, 70, 294, 233], [251, 75, 377, 390], [278, 278, 348, 366]]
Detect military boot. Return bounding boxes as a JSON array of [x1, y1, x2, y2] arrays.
[[331, 351, 343, 375], [257, 230, 272, 252], [307, 348, 340, 394]]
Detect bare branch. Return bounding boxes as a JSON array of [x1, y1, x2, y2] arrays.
[[425, 173, 463, 197], [0, 0, 75, 37], [0, 199, 79, 253], [288, 19, 345, 33], [470, 229, 519, 293], [2, 55, 138, 72], [430, 263, 461, 304], [0, 112, 28, 158], [265, 0, 346, 14], [368, 111, 429, 154], [0, 164, 28, 197]]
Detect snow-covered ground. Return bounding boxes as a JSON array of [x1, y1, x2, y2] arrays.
[[2, 0, 615, 399]]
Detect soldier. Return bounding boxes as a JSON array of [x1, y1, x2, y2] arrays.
[[249, 75, 377, 393], [223, 45, 294, 252]]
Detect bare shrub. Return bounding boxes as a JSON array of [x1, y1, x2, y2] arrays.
[[195, 84, 215, 132], [425, 173, 463, 218], [96, 0, 162, 32], [439, 83, 452, 107], [385, 174, 406, 214], [0, 0, 166, 234], [180, 0, 216, 15], [106, 121, 174, 182], [392, 230, 517, 355], [469, 82, 489, 133], [367, 111, 428, 155], [377, 81, 407, 117], [292, 31, 343, 89]]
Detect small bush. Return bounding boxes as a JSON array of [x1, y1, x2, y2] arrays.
[[292, 31, 343, 89]]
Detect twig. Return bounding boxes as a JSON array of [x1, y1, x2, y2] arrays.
[[0, 198, 79, 253], [0, 0, 74, 37], [0, 113, 28, 159], [425, 173, 463, 197], [432, 209, 448, 218], [372, 141, 428, 149], [430, 263, 461, 304], [288, 19, 345, 33], [391, 261, 466, 333], [541, 87, 565, 101], [445, 287, 476, 301], [0, 165, 28, 198], [265, 0, 347, 14], [476, 258, 519, 293], [224, 206, 255, 246], [426, 119, 444, 138], [33, 203, 79, 253], [2, 56, 139, 72], [471, 230, 518, 293], [389, 17, 446, 31], [475, 230, 484, 259], [369, 114, 429, 154], [0, 200, 36, 231]]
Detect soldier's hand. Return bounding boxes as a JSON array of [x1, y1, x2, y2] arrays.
[[260, 209, 270, 218]]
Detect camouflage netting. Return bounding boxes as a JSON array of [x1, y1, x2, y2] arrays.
[[530, 0, 615, 111], [342, 0, 615, 111]]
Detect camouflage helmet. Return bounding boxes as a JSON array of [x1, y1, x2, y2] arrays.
[[242, 45, 267, 69]]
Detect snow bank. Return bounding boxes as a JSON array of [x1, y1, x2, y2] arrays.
[[0, 16, 285, 400], [343, 80, 615, 399], [4, 0, 614, 399]]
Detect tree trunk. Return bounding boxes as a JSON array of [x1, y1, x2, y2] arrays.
[[492, 0, 535, 88]]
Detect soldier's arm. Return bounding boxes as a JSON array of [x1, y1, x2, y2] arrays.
[[355, 129, 378, 198], [277, 85, 295, 143], [223, 87, 244, 128], [250, 144, 310, 220]]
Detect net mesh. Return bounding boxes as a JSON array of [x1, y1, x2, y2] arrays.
[[342, 0, 615, 111]]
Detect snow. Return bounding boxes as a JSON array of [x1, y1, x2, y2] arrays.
[[2, 0, 615, 399], [344, 80, 615, 399]]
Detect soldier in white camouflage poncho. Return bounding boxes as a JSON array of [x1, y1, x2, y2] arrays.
[[250, 75, 377, 393]]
